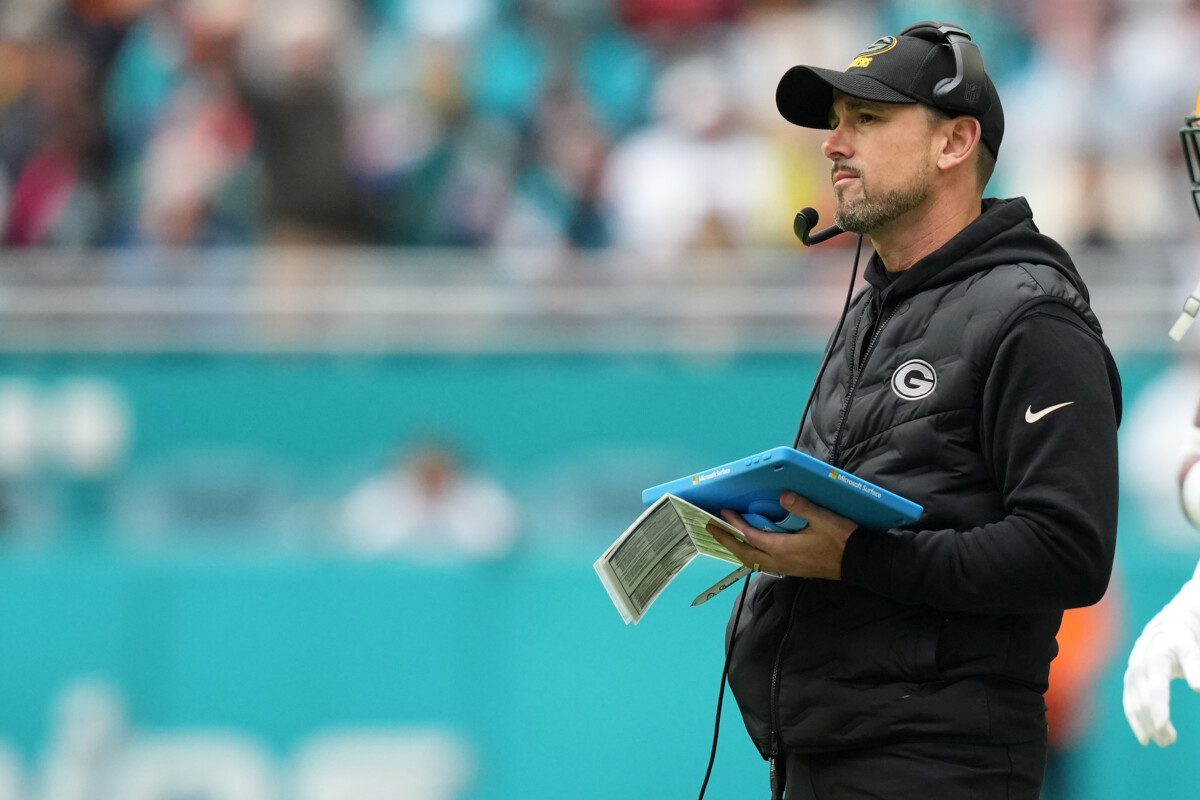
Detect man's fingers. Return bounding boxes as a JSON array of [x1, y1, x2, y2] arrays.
[[706, 522, 744, 553], [707, 511, 782, 573], [707, 521, 764, 565], [781, 491, 815, 513], [717, 509, 780, 552]]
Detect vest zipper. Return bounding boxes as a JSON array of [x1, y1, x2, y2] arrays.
[[765, 291, 893, 791], [830, 300, 898, 468], [767, 582, 805, 799]]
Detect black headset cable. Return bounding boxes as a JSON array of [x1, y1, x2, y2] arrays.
[[696, 234, 866, 800], [696, 571, 753, 800], [794, 234, 865, 448]]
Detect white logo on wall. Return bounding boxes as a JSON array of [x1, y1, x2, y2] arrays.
[[9, 679, 476, 800], [891, 359, 937, 400]]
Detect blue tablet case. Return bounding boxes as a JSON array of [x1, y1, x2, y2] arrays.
[[641, 446, 923, 532]]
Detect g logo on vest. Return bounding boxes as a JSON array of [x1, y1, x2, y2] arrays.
[[892, 359, 937, 400]]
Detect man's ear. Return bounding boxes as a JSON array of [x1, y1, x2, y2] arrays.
[[937, 115, 982, 172]]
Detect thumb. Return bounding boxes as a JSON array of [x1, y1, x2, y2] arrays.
[[781, 491, 844, 528]]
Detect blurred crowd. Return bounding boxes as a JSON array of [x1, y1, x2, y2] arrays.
[[0, 0, 1197, 262]]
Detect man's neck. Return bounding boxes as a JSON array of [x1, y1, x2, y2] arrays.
[[869, 192, 982, 273]]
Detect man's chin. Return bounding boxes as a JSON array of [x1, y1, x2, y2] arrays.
[[833, 195, 861, 219], [833, 205, 864, 234]]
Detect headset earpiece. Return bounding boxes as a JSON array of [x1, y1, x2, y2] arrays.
[[933, 25, 988, 114], [898, 20, 989, 117]]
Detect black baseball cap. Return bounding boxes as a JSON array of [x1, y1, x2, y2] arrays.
[[776, 22, 1004, 158]]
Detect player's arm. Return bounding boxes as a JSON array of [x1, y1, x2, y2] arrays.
[[1126, 90, 1200, 747], [836, 303, 1121, 614]]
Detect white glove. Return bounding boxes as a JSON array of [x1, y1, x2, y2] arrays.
[[1128, 430, 1200, 745], [1124, 569, 1200, 747]]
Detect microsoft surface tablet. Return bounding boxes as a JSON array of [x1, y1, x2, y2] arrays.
[[641, 446, 922, 532]]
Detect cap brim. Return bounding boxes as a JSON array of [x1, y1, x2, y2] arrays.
[[776, 65, 916, 129]]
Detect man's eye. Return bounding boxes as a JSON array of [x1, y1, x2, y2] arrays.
[[859, 113, 877, 124]]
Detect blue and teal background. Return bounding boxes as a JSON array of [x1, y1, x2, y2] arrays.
[[0, 349, 1196, 799]]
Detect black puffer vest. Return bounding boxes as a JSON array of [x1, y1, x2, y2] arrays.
[[727, 198, 1106, 756]]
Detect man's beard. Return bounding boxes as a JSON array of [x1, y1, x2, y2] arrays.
[[834, 175, 930, 234]]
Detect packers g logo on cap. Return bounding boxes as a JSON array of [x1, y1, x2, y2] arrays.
[[848, 35, 897, 69]]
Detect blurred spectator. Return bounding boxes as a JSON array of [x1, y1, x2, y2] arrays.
[[725, 0, 878, 247], [348, 0, 479, 244], [620, 0, 739, 37], [1, 31, 109, 247], [600, 49, 782, 266], [492, 80, 612, 267], [105, 0, 258, 245], [339, 439, 519, 559], [239, 0, 369, 244]]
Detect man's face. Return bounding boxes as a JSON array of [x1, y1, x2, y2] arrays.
[[823, 93, 941, 235]]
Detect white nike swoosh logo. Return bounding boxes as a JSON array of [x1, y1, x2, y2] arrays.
[[1025, 401, 1075, 423]]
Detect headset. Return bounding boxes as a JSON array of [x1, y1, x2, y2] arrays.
[[900, 21, 991, 117]]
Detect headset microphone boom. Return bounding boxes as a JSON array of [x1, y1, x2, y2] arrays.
[[793, 207, 845, 247]]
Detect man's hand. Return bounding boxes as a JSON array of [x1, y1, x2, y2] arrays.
[[706, 491, 857, 580], [1123, 607, 1200, 747]]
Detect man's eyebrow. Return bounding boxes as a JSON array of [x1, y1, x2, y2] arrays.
[[829, 97, 889, 126], [839, 98, 889, 113]]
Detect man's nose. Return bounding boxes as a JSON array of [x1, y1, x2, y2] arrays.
[[822, 125, 851, 161]]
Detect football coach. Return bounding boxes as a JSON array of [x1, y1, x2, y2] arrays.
[[708, 21, 1121, 800]]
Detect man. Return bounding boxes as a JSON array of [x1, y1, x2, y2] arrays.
[[340, 439, 519, 559], [707, 22, 1121, 799], [1123, 93, 1200, 749]]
